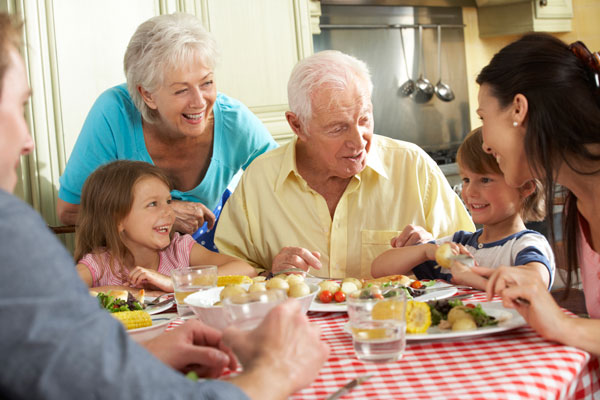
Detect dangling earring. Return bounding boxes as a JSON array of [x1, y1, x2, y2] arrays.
[[513, 121, 518, 127]]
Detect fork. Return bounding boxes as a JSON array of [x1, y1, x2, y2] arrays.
[[274, 267, 329, 280], [145, 292, 173, 306]]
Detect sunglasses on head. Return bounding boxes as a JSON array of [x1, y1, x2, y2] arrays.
[[569, 41, 600, 92]]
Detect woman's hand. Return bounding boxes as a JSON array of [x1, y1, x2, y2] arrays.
[[171, 199, 216, 235], [142, 319, 237, 378], [471, 266, 570, 342], [272, 247, 321, 274], [391, 224, 433, 248], [223, 300, 329, 397], [128, 266, 173, 292]]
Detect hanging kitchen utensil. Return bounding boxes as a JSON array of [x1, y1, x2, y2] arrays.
[[414, 25, 434, 104], [398, 27, 415, 97], [435, 25, 455, 102]]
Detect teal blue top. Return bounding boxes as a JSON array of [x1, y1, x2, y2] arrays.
[[59, 84, 277, 209]]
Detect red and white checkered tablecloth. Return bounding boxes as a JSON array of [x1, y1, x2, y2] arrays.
[[166, 291, 600, 399]]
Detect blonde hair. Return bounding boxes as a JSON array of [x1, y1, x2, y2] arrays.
[[457, 127, 546, 222], [74, 161, 172, 281], [124, 13, 219, 124], [287, 50, 373, 125]]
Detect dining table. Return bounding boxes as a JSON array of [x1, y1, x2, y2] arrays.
[[165, 288, 600, 399]]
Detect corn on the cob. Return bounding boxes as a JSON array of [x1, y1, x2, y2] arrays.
[[111, 310, 152, 330], [217, 275, 252, 287], [405, 300, 432, 334]]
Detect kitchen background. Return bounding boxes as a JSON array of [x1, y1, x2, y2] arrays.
[[3, 0, 599, 284]]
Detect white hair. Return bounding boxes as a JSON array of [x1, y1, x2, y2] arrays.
[[124, 13, 219, 123], [287, 50, 373, 125]]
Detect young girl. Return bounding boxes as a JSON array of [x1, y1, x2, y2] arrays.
[[371, 128, 555, 290], [75, 160, 256, 293]]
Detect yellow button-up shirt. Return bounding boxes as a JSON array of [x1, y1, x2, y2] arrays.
[[215, 135, 474, 279]]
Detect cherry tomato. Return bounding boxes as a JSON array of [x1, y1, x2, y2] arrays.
[[319, 290, 333, 303], [410, 280, 423, 289], [373, 293, 384, 300], [334, 291, 346, 303], [465, 303, 476, 309]]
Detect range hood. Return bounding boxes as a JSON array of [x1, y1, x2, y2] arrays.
[[320, 0, 477, 7], [313, 4, 471, 157]]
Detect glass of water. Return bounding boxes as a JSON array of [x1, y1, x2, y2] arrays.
[[171, 265, 218, 317], [347, 288, 407, 363]]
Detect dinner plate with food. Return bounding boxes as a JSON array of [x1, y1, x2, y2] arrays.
[[307, 275, 458, 313], [127, 313, 178, 342], [90, 289, 175, 315], [343, 297, 526, 341], [406, 299, 526, 341]]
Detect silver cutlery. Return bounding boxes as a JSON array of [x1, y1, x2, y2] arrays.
[[145, 293, 173, 306], [275, 267, 328, 280], [325, 374, 372, 400]]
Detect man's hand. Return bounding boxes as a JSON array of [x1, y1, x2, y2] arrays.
[[390, 224, 434, 248], [272, 247, 322, 273], [223, 300, 329, 396], [142, 319, 237, 378], [171, 200, 216, 235]]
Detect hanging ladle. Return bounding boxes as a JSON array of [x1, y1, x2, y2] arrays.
[[414, 25, 434, 104], [435, 25, 455, 102], [398, 27, 415, 97]]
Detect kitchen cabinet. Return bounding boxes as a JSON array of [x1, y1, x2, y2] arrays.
[[476, 0, 572, 37], [2, 0, 315, 231]]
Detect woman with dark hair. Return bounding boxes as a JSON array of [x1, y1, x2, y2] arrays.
[[469, 33, 600, 354]]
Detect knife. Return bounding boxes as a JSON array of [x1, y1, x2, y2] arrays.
[[426, 293, 473, 303], [325, 374, 372, 400]]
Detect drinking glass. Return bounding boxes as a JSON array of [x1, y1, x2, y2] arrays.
[[222, 289, 287, 331], [347, 289, 407, 363], [171, 265, 218, 317]]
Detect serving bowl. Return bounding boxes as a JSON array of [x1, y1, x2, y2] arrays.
[[185, 283, 318, 330]]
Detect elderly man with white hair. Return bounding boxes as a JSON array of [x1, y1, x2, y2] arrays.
[[215, 50, 474, 278]]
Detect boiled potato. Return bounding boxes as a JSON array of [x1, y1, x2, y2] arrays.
[[247, 282, 267, 293], [342, 277, 362, 290], [219, 285, 247, 301], [452, 317, 477, 331], [274, 274, 288, 281], [288, 282, 311, 298], [266, 277, 290, 291], [286, 274, 305, 286], [319, 280, 340, 294], [435, 243, 455, 269], [447, 306, 471, 325], [340, 281, 359, 295], [252, 276, 266, 283]]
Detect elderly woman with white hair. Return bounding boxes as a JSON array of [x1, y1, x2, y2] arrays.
[[57, 13, 277, 247], [215, 50, 473, 278]]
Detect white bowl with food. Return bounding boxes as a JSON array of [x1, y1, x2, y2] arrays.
[[185, 282, 318, 331]]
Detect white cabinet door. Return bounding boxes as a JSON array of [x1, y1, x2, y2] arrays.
[[200, 0, 313, 142], [5, 0, 313, 226]]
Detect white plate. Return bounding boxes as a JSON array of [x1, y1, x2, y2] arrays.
[[407, 302, 526, 341], [144, 295, 175, 315], [128, 312, 177, 342], [308, 281, 458, 313]]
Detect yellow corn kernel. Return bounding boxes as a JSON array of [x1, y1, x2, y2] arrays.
[[217, 275, 252, 287], [111, 310, 152, 330], [405, 300, 432, 334]]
